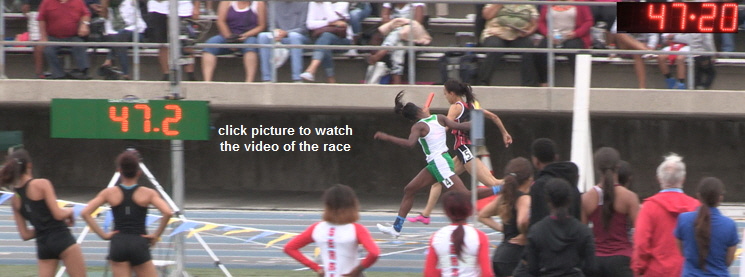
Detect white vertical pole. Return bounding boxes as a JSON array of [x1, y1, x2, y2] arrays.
[[570, 54, 594, 193]]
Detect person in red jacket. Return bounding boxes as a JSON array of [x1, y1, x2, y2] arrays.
[[631, 153, 699, 277], [530, 1, 594, 86]]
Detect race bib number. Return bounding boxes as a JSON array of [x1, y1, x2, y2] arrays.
[[442, 177, 454, 189], [459, 146, 475, 163]]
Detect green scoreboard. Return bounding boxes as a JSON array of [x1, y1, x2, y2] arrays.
[[51, 99, 209, 140]]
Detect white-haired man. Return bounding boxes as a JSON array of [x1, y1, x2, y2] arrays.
[[631, 153, 699, 277]]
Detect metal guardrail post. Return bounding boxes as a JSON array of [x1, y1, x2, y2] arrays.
[[547, 6, 554, 88], [0, 3, 6, 79], [269, 1, 277, 83], [687, 55, 694, 90], [133, 0, 141, 81]]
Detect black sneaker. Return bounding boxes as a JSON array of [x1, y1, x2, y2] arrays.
[[68, 69, 91, 80]]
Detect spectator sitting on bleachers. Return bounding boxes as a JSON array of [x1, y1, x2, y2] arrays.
[[366, 2, 428, 84], [258, 1, 309, 83], [21, 0, 47, 78], [146, 0, 200, 81], [476, 3, 539, 86], [656, 33, 715, 90], [38, 0, 92, 79], [201, 1, 266, 82], [299, 1, 352, 83], [587, 0, 617, 48], [531, 2, 593, 86], [611, 20, 659, 89], [86, 0, 102, 18], [98, 0, 146, 80], [346, 2, 373, 55]]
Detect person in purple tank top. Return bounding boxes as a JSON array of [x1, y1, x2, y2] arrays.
[[581, 147, 640, 277], [201, 1, 266, 82]]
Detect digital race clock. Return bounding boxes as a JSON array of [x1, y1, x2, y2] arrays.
[[51, 98, 209, 140], [617, 2, 739, 33]]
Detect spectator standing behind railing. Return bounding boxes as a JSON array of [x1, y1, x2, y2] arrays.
[[631, 154, 699, 277], [38, 0, 92, 79], [674, 177, 739, 277], [475, 3, 539, 86], [258, 1, 309, 83], [201, 1, 266, 82], [531, 1, 593, 86], [299, 1, 352, 83], [366, 2, 428, 84], [146, 0, 199, 81], [21, 0, 47, 79], [656, 33, 715, 90], [99, 0, 146, 80]]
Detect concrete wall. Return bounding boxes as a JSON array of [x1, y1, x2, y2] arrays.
[[2, 81, 745, 201]]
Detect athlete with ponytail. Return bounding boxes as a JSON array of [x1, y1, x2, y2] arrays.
[[675, 177, 738, 276], [526, 178, 595, 277], [0, 149, 86, 277], [425, 190, 494, 277], [477, 157, 533, 276], [375, 90, 498, 237], [82, 150, 173, 277], [409, 79, 512, 225], [581, 147, 639, 277]]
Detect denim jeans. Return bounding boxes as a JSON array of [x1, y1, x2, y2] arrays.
[[720, 33, 735, 52], [105, 30, 143, 76], [311, 32, 350, 77], [203, 35, 258, 55], [258, 31, 310, 81], [44, 36, 89, 78], [349, 3, 372, 35]]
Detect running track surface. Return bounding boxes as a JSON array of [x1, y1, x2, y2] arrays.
[[0, 207, 743, 275]]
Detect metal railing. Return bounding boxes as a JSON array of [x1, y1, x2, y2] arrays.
[[0, 0, 740, 88]]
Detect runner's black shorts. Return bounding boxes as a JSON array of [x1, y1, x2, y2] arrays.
[[36, 228, 76, 260], [109, 233, 152, 266]]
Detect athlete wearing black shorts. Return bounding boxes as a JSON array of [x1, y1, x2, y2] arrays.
[[109, 184, 151, 266], [82, 150, 173, 276], [16, 179, 77, 259]]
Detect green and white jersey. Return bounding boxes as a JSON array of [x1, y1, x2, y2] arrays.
[[417, 115, 449, 163]]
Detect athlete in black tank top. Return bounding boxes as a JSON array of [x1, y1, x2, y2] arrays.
[[111, 185, 148, 235], [1, 149, 87, 277], [82, 150, 173, 276], [15, 179, 68, 236]]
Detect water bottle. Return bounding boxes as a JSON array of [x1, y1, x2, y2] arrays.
[[553, 29, 563, 48]]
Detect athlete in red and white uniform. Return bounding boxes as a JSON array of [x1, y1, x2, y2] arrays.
[[426, 224, 492, 277], [284, 184, 380, 276], [285, 222, 379, 277], [425, 190, 494, 277]]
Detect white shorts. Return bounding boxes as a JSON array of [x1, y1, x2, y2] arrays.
[[27, 12, 40, 41]]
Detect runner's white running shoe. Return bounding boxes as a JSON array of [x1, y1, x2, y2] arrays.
[[377, 223, 400, 238]]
